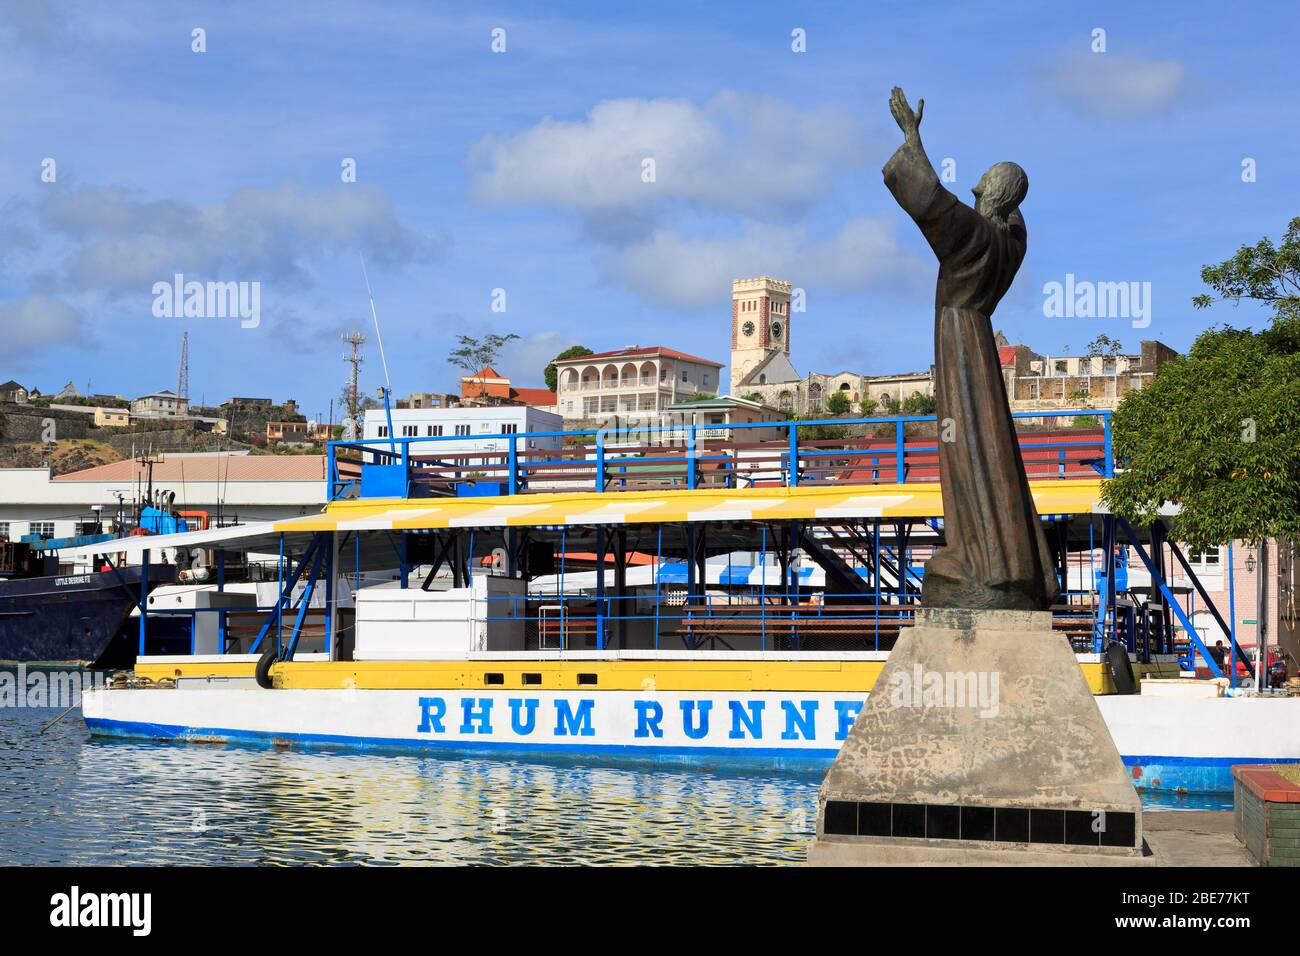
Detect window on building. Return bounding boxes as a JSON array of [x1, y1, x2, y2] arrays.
[[401, 425, 418, 437], [30, 522, 54, 539], [1185, 546, 1222, 568], [0, 522, 9, 538], [455, 424, 471, 436], [703, 374, 710, 387], [502, 423, 519, 434], [378, 425, 389, 437], [426, 425, 443, 437], [681, 371, 688, 382]]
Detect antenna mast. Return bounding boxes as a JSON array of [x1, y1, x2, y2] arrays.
[[177, 330, 190, 402], [341, 331, 366, 441]]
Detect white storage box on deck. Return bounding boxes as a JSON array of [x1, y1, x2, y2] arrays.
[[353, 575, 525, 660]]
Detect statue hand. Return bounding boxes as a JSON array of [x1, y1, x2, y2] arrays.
[[889, 86, 924, 143]]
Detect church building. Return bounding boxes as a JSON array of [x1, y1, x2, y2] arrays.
[[728, 276, 934, 416]]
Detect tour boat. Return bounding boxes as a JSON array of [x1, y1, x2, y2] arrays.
[[71, 411, 1300, 794]]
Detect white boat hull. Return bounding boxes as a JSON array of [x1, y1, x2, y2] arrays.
[[82, 684, 1300, 794]]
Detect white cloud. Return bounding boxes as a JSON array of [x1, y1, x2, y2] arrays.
[[37, 183, 447, 296], [497, 330, 575, 387], [469, 92, 871, 220], [469, 92, 920, 312], [0, 294, 89, 359], [1041, 51, 1189, 119], [600, 217, 924, 310]]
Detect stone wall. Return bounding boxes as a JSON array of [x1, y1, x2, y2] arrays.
[[0, 404, 93, 441]]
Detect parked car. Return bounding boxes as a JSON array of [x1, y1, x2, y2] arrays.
[[1191, 646, 1290, 686]]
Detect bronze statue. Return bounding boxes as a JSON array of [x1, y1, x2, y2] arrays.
[[883, 87, 1059, 610]]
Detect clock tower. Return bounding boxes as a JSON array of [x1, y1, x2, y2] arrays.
[[730, 276, 792, 393]]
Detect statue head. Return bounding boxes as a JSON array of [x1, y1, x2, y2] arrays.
[[972, 162, 1027, 221]]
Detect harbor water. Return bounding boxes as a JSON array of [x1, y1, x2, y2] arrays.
[[0, 689, 1229, 866]]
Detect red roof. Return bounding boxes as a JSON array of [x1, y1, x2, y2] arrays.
[[998, 346, 1017, 366], [509, 387, 558, 406], [465, 366, 505, 380], [553, 346, 722, 367]]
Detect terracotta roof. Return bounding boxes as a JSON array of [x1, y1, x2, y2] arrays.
[[509, 387, 558, 405], [552, 346, 722, 367], [466, 366, 505, 380], [998, 346, 1017, 366], [54, 454, 326, 482]]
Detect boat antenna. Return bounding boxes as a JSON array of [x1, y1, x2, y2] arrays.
[[360, 252, 397, 454], [360, 252, 392, 391]]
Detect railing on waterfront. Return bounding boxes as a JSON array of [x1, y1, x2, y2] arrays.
[[326, 409, 1113, 501]]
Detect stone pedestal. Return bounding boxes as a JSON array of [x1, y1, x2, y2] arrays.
[[808, 608, 1152, 866]]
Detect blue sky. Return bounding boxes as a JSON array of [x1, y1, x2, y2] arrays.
[[2, 0, 1297, 420]]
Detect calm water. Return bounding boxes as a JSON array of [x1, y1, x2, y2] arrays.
[[0, 704, 1228, 866]]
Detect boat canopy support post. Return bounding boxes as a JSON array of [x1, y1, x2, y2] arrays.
[[137, 547, 150, 658], [326, 532, 338, 658], [216, 548, 227, 655], [282, 540, 327, 661], [1093, 515, 1117, 653], [249, 535, 324, 656], [417, 531, 468, 590], [595, 526, 607, 651], [1163, 526, 1254, 678], [1115, 517, 1223, 678], [613, 527, 628, 649]]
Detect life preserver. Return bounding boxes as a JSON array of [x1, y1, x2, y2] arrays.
[[255, 651, 279, 689]]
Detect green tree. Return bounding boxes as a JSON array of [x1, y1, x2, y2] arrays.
[[825, 390, 852, 416], [449, 333, 520, 402], [544, 345, 594, 391], [1192, 216, 1300, 328], [879, 393, 937, 416], [795, 405, 850, 441], [1085, 334, 1123, 357], [1102, 218, 1300, 549]]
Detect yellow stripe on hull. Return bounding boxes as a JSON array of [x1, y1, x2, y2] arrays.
[[135, 655, 1182, 694]]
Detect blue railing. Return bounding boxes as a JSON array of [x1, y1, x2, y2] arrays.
[[325, 409, 1113, 501]]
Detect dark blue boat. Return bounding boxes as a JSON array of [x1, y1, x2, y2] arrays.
[[0, 541, 178, 667]]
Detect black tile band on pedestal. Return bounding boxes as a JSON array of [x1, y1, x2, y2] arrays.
[[822, 800, 1137, 848]]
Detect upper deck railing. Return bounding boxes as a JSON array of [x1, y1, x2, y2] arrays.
[[326, 409, 1113, 501]]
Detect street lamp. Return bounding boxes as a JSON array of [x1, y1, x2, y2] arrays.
[[1245, 553, 1256, 574]]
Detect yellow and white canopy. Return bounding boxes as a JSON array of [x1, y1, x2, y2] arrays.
[[271, 478, 1105, 533]]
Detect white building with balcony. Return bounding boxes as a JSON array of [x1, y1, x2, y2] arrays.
[[552, 346, 723, 424]]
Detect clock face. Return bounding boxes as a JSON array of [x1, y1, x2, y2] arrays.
[[742, 321, 755, 337], [770, 321, 783, 339]]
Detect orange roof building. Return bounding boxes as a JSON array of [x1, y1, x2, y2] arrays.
[[460, 367, 557, 409]]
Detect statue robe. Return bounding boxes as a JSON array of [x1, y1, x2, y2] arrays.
[[883, 141, 1059, 610]]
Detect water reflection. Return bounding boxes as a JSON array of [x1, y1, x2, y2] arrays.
[[1, 709, 818, 865], [0, 708, 1229, 866]]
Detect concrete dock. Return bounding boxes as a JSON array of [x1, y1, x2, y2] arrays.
[[1143, 811, 1255, 866]]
